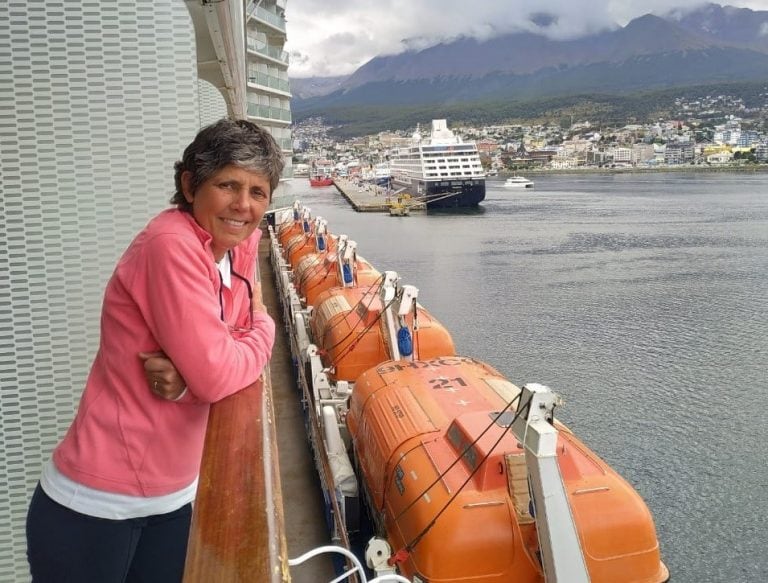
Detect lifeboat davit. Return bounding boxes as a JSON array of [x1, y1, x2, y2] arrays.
[[277, 202, 311, 248], [296, 253, 381, 308], [346, 356, 669, 583], [283, 218, 335, 268], [293, 236, 380, 307]]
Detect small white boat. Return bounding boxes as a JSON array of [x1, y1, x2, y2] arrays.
[[503, 175, 534, 188]]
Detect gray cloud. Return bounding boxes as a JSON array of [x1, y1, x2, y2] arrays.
[[286, 0, 768, 77]]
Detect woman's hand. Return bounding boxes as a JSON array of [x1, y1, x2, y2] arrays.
[[138, 351, 187, 400]]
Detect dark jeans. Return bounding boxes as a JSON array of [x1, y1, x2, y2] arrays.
[[26, 483, 192, 583]]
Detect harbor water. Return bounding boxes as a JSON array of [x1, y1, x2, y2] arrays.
[[281, 171, 768, 583]]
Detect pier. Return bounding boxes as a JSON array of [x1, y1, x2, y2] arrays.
[[333, 177, 425, 213]]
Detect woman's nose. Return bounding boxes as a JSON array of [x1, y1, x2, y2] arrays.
[[231, 189, 250, 210]]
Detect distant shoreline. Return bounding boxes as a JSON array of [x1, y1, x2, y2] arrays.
[[503, 164, 768, 176]]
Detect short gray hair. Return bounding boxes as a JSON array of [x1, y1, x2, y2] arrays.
[[171, 119, 285, 211]]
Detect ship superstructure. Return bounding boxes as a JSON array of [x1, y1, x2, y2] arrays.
[[245, 0, 293, 180], [389, 119, 486, 208]]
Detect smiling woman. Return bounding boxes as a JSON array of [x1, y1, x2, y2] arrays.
[[26, 119, 285, 583], [181, 166, 272, 261]]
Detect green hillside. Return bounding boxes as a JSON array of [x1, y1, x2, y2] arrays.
[[293, 81, 767, 138]]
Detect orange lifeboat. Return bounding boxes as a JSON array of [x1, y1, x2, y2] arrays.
[[310, 285, 455, 383], [346, 356, 669, 583], [283, 219, 335, 268], [277, 203, 310, 248], [293, 237, 380, 306], [297, 254, 381, 308]]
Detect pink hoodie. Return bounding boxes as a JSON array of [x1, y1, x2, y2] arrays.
[[53, 209, 275, 496]]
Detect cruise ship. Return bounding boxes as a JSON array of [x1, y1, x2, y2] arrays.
[[390, 119, 486, 208]]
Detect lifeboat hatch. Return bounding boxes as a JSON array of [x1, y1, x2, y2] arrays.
[[490, 410, 516, 427]]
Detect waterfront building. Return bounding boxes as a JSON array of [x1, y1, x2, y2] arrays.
[[738, 130, 761, 147], [756, 142, 768, 162], [664, 143, 695, 165], [609, 146, 633, 164], [527, 149, 557, 166], [477, 138, 501, 154], [707, 151, 735, 164], [246, 0, 293, 180], [632, 143, 656, 165], [550, 156, 580, 169]]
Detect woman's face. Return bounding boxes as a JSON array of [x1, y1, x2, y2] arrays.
[[182, 165, 271, 261]]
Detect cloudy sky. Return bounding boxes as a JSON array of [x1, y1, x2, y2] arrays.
[[286, 0, 768, 78]]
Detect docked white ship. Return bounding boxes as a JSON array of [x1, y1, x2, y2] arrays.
[[389, 119, 486, 208]]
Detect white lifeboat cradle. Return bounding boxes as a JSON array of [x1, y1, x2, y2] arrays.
[[269, 202, 591, 583]]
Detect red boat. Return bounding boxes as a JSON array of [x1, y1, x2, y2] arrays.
[[309, 175, 334, 187]]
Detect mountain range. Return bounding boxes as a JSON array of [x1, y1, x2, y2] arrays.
[[291, 3, 768, 131]]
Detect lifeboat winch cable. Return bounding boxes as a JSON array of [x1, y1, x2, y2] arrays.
[[297, 246, 337, 291], [389, 394, 534, 565], [298, 260, 333, 293], [391, 391, 524, 522], [325, 286, 398, 368], [318, 274, 386, 358]]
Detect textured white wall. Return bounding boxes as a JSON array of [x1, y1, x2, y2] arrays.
[[0, 2, 202, 579], [198, 79, 229, 127]]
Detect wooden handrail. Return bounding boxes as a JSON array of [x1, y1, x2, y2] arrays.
[[183, 374, 290, 582]]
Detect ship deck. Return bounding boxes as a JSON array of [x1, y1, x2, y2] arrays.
[[258, 236, 336, 582]]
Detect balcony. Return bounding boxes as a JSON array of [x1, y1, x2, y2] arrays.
[[248, 71, 290, 94], [247, 103, 292, 124], [247, 39, 289, 66], [249, 4, 286, 33]]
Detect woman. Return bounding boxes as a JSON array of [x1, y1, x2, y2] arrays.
[[26, 119, 284, 582]]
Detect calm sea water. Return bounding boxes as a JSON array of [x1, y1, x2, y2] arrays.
[[282, 171, 768, 583]]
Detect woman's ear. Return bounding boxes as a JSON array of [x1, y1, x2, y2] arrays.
[[181, 171, 195, 204]]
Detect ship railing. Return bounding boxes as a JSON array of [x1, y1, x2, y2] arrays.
[[183, 372, 288, 582], [182, 230, 296, 582]]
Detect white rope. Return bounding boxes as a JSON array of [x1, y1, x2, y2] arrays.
[[288, 545, 410, 583]]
